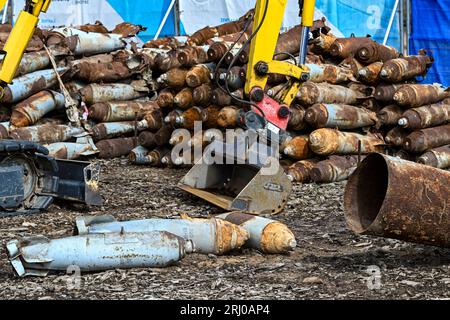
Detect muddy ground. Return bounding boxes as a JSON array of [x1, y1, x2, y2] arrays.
[[0, 159, 449, 300]]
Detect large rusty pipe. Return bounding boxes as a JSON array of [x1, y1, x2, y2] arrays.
[[345, 153, 450, 248]]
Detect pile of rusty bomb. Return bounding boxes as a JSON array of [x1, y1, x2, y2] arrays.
[[0, 15, 448, 188]]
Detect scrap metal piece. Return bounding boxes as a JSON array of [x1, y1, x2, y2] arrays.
[[417, 145, 450, 169], [378, 104, 404, 126], [216, 212, 296, 254], [345, 153, 450, 248], [380, 55, 434, 82], [156, 88, 175, 108], [75, 215, 249, 255], [287, 159, 319, 183], [10, 91, 65, 128], [129, 145, 149, 164], [305, 103, 377, 129], [358, 62, 383, 85], [174, 87, 194, 110], [287, 105, 307, 131], [296, 82, 366, 106], [89, 101, 159, 123], [311, 155, 361, 183], [403, 124, 450, 153], [46, 136, 98, 160], [80, 82, 149, 105], [398, 103, 450, 130], [10, 125, 84, 145], [193, 84, 213, 106], [0, 122, 10, 139], [308, 63, 355, 84], [137, 131, 156, 149], [393, 84, 449, 108], [172, 107, 203, 130], [212, 88, 243, 106], [309, 128, 384, 156], [355, 41, 400, 64], [177, 46, 209, 67], [96, 137, 137, 159], [154, 125, 173, 146], [73, 61, 134, 83], [154, 50, 182, 72], [330, 37, 374, 59], [157, 67, 188, 88], [374, 83, 403, 104], [186, 63, 214, 88], [7, 231, 193, 277], [146, 147, 172, 166], [217, 106, 239, 128]]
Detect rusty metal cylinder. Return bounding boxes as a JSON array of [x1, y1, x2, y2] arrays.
[[417, 145, 450, 169], [310, 32, 337, 54], [358, 62, 383, 85], [0, 122, 9, 139], [73, 61, 133, 83], [157, 68, 188, 88], [385, 127, 409, 147], [309, 129, 384, 156], [212, 88, 243, 106], [287, 159, 319, 183], [283, 136, 312, 160], [154, 50, 182, 72], [201, 105, 221, 128], [148, 147, 172, 166], [177, 46, 209, 67], [288, 105, 307, 131], [91, 121, 138, 141], [378, 104, 404, 126], [186, 64, 214, 88], [345, 153, 450, 248], [398, 104, 450, 130], [128, 145, 149, 164], [80, 83, 148, 105], [374, 83, 403, 104], [156, 89, 175, 108], [154, 125, 173, 146], [207, 41, 233, 62], [217, 106, 239, 128], [311, 155, 360, 183], [355, 41, 399, 64], [138, 131, 157, 149], [96, 137, 137, 159], [176, 107, 203, 130], [173, 87, 193, 110], [305, 103, 377, 129], [10, 90, 65, 128], [89, 101, 158, 122], [193, 84, 213, 106], [10, 125, 84, 144], [403, 124, 450, 153], [393, 84, 449, 108], [380, 55, 433, 82], [330, 37, 374, 59], [307, 63, 354, 84], [296, 82, 364, 106]]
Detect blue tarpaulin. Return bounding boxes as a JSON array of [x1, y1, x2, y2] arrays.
[[410, 0, 450, 86]]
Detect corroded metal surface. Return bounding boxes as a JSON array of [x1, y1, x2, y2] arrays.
[[398, 103, 450, 130], [345, 153, 450, 248], [393, 84, 449, 108], [403, 124, 450, 153], [417, 145, 450, 169], [311, 155, 362, 183], [296, 82, 365, 106]]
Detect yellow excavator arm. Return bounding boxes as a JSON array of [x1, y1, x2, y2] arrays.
[[0, 0, 51, 90]]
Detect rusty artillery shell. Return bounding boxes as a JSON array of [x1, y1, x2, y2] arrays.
[[283, 136, 312, 160], [305, 104, 377, 130], [356, 41, 399, 64], [140, 109, 164, 132], [224, 46, 248, 65], [91, 121, 138, 141], [173, 87, 193, 110], [403, 124, 450, 153], [311, 155, 361, 183], [417, 145, 450, 169], [378, 104, 404, 126], [219, 66, 246, 90], [10, 125, 84, 144], [89, 101, 159, 122], [80, 83, 148, 105], [73, 61, 133, 83], [186, 64, 214, 88], [287, 159, 319, 183], [296, 82, 364, 106], [157, 68, 188, 88], [11, 90, 65, 128], [380, 55, 434, 82], [154, 125, 173, 146], [330, 37, 374, 59], [398, 104, 450, 130], [138, 131, 157, 149], [345, 153, 450, 248], [96, 137, 137, 159], [156, 88, 175, 108], [212, 88, 243, 106], [164, 109, 183, 128], [193, 84, 213, 106], [393, 84, 449, 108], [374, 83, 403, 104], [216, 212, 297, 254], [288, 105, 307, 131], [175, 107, 203, 130], [217, 106, 239, 128], [308, 63, 355, 84], [0, 122, 10, 139], [145, 147, 172, 166], [128, 145, 149, 164], [385, 127, 409, 147], [188, 129, 222, 148], [309, 129, 384, 156], [144, 37, 183, 50], [310, 32, 337, 54], [154, 50, 182, 72], [201, 105, 221, 128], [358, 62, 383, 85], [177, 46, 209, 67], [207, 41, 233, 62]]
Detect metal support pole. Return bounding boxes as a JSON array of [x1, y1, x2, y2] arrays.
[[154, 0, 177, 40], [383, 0, 400, 46], [174, 0, 181, 36]]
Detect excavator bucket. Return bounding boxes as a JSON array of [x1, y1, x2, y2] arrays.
[[179, 139, 292, 215]]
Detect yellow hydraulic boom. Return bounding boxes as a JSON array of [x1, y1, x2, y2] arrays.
[[0, 0, 51, 92]]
